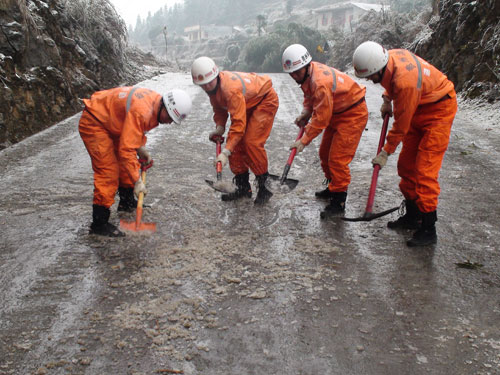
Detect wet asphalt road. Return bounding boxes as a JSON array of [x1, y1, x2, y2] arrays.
[[0, 72, 499, 375]]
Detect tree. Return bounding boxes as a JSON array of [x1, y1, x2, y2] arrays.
[[148, 25, 163, 48], [227, 44, 240, 63], [237, 22, 326, 73], [257, 15, 267, 37], [389, 0, 432, 13]]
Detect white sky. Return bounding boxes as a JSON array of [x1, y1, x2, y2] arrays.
[[110, 0, 183, 27]]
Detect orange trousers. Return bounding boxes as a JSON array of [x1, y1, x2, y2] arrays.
[[229, 88, 279, 176], [79, 111, 136, 208], [397, 96, 457, 213], [319, 100, 368, 192]]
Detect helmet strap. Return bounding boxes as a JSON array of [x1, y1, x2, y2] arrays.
[[380, 64, 387, 80], [296, 63, 310, 85], [158, 99, 165, 123], [158, 99, 172, 124], [207, 76, 220, 96]]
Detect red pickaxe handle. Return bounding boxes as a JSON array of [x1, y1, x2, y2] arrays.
[[364, 114, 390, 214], [280, 126, 305, 184], [138, 158, 154, 171]]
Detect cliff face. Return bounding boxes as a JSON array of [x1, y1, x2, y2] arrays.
[[326, 0, 499, 103], [413, 0, 500, 101], [0, 0, 162, 149]]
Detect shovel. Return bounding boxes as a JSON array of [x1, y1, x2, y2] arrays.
[[205, 138, 236, 194], [269, 126, 305, 191], [342, 114, 399, 222], [120, 166, 156, 233]]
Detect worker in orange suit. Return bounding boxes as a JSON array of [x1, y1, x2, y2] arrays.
[[191, 56, 279, 205], [353, 41, 457, 247], [79, 87, 192, 237], [282, 44, 368, 218]]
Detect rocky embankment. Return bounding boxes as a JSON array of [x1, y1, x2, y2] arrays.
[[0, 0, 168, 150], [328, 0, 499, 102], [414, 0, 500, 101]]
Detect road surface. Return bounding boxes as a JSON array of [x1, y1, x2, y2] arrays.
[[1, 72, 499, 375]]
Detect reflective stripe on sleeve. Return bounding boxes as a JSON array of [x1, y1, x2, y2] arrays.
[[232, 73, 247, 96], [409, 53, 422, 90], [126, 87, 140, 113], [329, 68, 337, 93]]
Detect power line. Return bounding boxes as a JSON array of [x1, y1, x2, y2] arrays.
[[132, 38, 251, 48]]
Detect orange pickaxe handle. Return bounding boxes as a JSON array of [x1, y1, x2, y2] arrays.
[[120, 165, 156, 232], [135, 169, 147, 229]]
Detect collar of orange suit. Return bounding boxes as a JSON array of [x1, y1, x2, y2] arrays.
[[380, 56, 392, 89]]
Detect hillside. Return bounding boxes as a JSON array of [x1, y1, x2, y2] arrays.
[[1, 0, 499, 149]]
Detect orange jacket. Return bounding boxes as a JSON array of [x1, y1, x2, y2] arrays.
[[209, 71, 273, 152], [380, 49, 456, 154], [83, 86, 162, 182], [300, 61, 366, 145]]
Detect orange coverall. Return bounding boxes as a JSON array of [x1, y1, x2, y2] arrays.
[[380, 49, 457, 213], [79, 87, 162, 208], [209, 71, 279, 176], [300, 61, 368, 193]]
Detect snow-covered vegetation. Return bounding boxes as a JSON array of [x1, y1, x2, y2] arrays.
[[0, 0, 165, 149]]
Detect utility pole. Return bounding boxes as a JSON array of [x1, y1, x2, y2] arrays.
[[163, 26, 168, 57]]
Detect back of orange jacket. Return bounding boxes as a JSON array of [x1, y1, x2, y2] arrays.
[[380, 49, 456, 154], [300, 62, 366, 144], [82, 87, 162, 182], [209, 71, 273, 151]]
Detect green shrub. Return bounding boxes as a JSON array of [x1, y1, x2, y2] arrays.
[[235, 23, 326, 72]]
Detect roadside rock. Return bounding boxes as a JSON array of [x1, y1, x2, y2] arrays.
[[0, 0, 168, 150], [413, 0, 500, 100]]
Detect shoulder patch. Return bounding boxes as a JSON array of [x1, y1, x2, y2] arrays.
[[406, 63, 416, 72]]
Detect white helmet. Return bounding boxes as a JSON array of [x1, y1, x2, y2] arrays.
[[352, 41, 389, 78], [191, 56, 219, 85], [282, 44, 312, 73], [163, 89, 192, 124]]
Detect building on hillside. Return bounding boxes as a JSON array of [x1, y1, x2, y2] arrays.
[[313, 2, 388, 33], [183, 24, 240, 42], [184, 25, 207, 42]]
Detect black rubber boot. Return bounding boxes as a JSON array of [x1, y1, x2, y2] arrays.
[[407, 211, 437, 247], [388, 199, 422, 230], [89, 204, 124, 237], [320, 191, 347, 219], [221, 172, 252, 202], [117, 187, 137, 212], [315, 179, 333, 200], [254, 172, 273, 205]]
